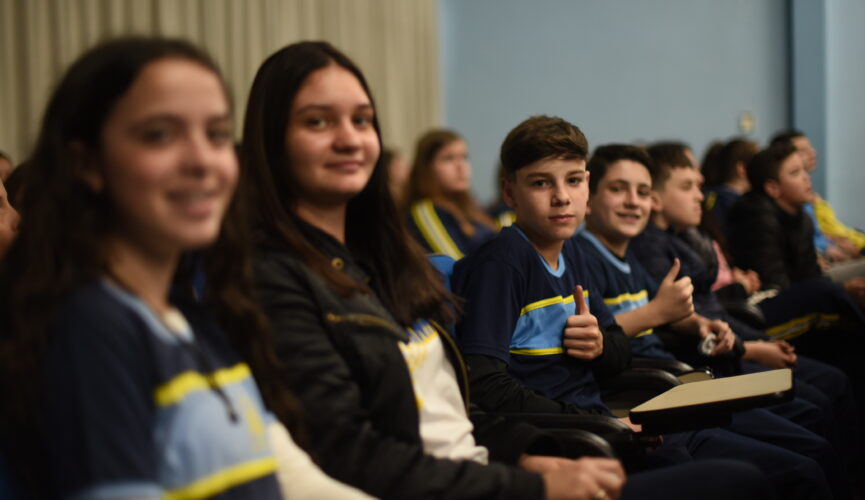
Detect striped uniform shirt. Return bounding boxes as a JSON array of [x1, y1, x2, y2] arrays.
[[575, 230, 673, 360], [452, 225, 612, 413], [44, 281, 281, 500], [408, 199, 496, 260]]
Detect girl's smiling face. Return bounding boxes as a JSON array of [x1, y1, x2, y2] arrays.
[[96, 57, 237, 256], [284, 64, 380, 209]]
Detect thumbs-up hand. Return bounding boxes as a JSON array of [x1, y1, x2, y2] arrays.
[[563, 285, 604, 361], [650, 258, 694, 324]]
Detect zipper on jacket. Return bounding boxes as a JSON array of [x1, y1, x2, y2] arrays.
[[431, 320, 471, 412], [324, 312, 406, 339]]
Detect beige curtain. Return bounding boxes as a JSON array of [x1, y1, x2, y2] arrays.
[[0, 0, 440, 165]]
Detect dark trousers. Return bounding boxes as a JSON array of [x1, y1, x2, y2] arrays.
[[624, 460, 776, 500], [651, 426, 832, 500], [758, 275, 865, 406], [638, 339, 850, 498]]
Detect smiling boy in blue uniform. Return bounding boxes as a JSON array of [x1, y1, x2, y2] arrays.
[[451, 116, 836, 500], [576, 145, 737, 361]]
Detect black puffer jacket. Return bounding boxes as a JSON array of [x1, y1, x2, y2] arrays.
[[726, 191, 821, 291], [253, 223, 547, 500]]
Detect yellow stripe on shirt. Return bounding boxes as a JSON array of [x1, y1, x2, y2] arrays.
[[164, 457, 277, 500], [602, 290, 649, 306], [520, 289, 588, 316], [411, 200, 464, 259], [704, 191, 717, 211], [509, 347, 565, 356], [634, 328, 654, 337], [765, 313, 840, 341], [154, 363, 251, 407]]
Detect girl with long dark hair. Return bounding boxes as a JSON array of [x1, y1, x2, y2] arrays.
[[238, 40, 778, 500], [406, 129, 497, 259], [0, 37, 369, 500]]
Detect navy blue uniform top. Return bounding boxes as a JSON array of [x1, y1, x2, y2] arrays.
[[44, 281, 281, 500], [575, 230, 673, 360], [452, 225, 612, 413], [704, 184, 741, 233], [408, 199, 497, 260]]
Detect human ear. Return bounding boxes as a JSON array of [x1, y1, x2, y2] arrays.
[[502, 176, 517, 208], [650, 190, 663, 212], [735, 161, 747, 181], [70, 141, 104, 193], [764, 179, 781, 200]]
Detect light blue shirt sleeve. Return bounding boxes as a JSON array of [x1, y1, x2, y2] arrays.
[[804, 202, 830, 253]]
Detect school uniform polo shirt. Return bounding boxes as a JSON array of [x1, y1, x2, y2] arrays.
[[408, 199, 496, 260], [44, 281, 281, 500], [575, 230, 673, 359], [452, 225, 611, 413]]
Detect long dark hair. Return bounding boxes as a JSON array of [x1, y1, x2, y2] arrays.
[[0, 36, 303, 496], [239, 41, 454, 325]]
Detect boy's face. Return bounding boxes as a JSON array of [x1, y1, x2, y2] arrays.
[[768, 153, 812, 208], [586, 159, 652, 244], [791, 135, 817, 172], [652, 166, 703, 230], [504, 157, 588, 247]]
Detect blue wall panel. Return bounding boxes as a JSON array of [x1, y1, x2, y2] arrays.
[[440, 0, 789, 204]]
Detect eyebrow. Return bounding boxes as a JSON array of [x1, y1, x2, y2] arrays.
[[609, 177, 649, 184], [133, 112, 232, 125], [294, 103, 373, 114]]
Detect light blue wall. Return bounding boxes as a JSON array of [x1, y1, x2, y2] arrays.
[[791, 0, 828, 196], [826, 0, 865, 230], [439, 0, 789, 204]]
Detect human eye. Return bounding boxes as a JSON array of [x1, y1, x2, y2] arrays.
[[531, 179, 550, 188], [208, 125, 233, 146], [304, 115, 328, 129], [139, 126, 174, 146], [637, 187, 651, 197], [568, 174, 584, 185], [353, 111, 374, 128]]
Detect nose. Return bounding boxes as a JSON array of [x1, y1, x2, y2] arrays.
[[334, 119, 362, 151], [183, 133, 223, 175], [458, 158, 471, 180], [624, 188, 638, 206], [695, 188, 704, 203], [551, 182, 571, 206]]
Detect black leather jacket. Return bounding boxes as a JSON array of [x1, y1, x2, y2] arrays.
[[727, 191, 822, 291], [253, 223, 547, 500]]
